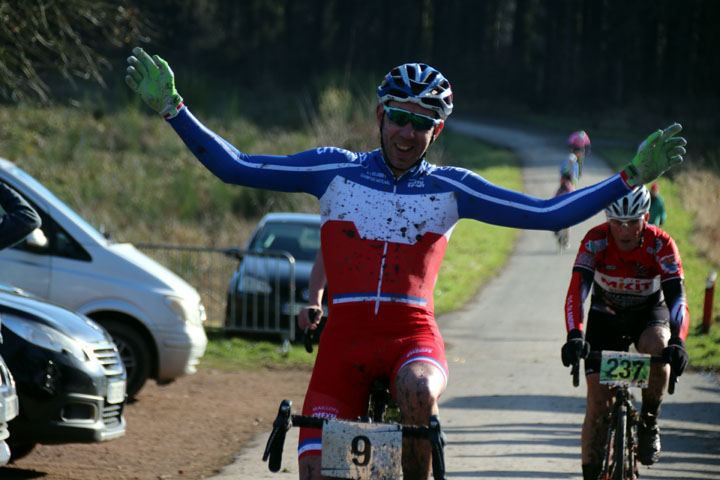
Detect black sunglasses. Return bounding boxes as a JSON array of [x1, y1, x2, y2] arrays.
[[384, 105, 441, 131]]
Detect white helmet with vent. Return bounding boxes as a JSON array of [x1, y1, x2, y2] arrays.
[[605, 186, 651, 221]]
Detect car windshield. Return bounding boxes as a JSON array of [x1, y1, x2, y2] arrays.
[[249, 222, 320, 261]]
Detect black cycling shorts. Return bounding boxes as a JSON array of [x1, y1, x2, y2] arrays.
[[584, 302, 669, 375]]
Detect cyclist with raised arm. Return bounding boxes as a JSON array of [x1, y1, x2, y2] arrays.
[[560, 186, 690, 480], [555, 131, 591, 249], [125, 47, 686, 480]]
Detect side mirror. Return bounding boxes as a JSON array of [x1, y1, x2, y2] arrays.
[[26, 228, 48, 249]]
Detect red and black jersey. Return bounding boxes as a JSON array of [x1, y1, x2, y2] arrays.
[[565, 223, 689, 339]]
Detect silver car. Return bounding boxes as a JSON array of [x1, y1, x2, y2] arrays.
[[0, 158, 207, 398]]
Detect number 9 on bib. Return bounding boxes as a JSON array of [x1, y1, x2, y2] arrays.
[[321, 419, 402, 479]]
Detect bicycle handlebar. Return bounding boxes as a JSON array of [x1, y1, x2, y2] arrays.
[[264, 399, 447, 479], [571, 362, 580, 387], [287, 413, 442, 439], [303, 308, 322, 353], [262, 399, 292, 472], [303, 326, 313, 353], [570, 351, 678, 395]]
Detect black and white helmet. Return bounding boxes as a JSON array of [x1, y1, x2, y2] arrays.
[[605, 186, 651, 221], [377, 63, 453, 119]]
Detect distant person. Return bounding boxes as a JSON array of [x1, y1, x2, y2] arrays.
[[558, 130, 591, 194], [554, 131, 591, 249], [561, 186, 689, 480], [648, 182, 667, 226], [125, 47, 687, 480]]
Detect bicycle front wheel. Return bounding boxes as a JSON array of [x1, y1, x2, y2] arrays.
[[613, 406, 627, 480]]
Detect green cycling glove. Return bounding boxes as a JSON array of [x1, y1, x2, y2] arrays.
[[622, 123, 686, 187], [125, 47, 183, 118]]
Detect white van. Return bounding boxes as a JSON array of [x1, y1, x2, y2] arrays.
[[0, 158, 207, 397]]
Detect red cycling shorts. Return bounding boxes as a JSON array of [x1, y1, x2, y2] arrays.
[[297, 301, 448, 459]]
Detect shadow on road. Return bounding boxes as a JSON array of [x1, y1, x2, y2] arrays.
[[449, 470, 577, 478], [442, 394, 720, 426], [442, 394, 720, 479], [442, 394, 585, 412], [0, 466, 43, 478]]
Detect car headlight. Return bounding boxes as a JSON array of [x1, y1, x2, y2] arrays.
[[238, 275, 272, 295], [198, 302, 207, 324], [165, 295, 190, 324], [2, 316, 89, 362], [165, 295, 206, 326]]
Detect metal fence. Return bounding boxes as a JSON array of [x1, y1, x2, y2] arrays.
[[225, 250, 296, 341], [135, 243, 297, 340]]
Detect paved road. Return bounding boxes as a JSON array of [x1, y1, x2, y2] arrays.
[[213, 120, 720, 479]]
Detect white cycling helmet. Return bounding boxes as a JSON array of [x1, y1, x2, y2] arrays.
[[605, 186, 651, 221], [377, 63, 453, 119]]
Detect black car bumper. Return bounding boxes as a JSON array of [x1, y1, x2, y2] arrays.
[[9, 392, 125, 444], [4, 339, 126, 445]]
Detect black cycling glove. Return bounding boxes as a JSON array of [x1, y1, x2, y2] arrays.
[[663, 336, 689, 376], [561, 329, 590, 367]]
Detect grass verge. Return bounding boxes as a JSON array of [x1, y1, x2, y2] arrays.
[[201, 328, 317, 369]]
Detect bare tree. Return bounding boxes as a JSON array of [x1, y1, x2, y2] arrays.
[[0, 0, 148, 103]]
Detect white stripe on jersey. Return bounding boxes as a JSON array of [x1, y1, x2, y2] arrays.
[[225, 145, 363, 172], [434, 171, 618, 213], [297, 439, 322, 456], [332, 294, 428, 307]]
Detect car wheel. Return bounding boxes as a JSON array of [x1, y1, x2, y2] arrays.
[[8, 442, 36, 462], [98, 319, 151, 399]]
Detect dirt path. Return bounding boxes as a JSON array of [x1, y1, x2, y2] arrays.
[[0, 366, 311, 479]]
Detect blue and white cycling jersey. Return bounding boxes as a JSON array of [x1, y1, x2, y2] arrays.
[[169, 106, 630, 315], [560, 153, 580, 184]]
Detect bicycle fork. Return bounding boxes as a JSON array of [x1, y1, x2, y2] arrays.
[[599, 389, 639, 480]]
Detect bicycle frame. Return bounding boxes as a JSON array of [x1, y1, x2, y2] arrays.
[[599, 385, 639, 480], [571, 351, 677, 480]]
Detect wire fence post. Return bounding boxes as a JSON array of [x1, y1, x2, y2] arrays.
[[702, 269, 717, 334], [135, 243, 298, 341]]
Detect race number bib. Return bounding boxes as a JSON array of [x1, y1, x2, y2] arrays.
[[321, 419, 402, 479], [599, 351, 651, 388]]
